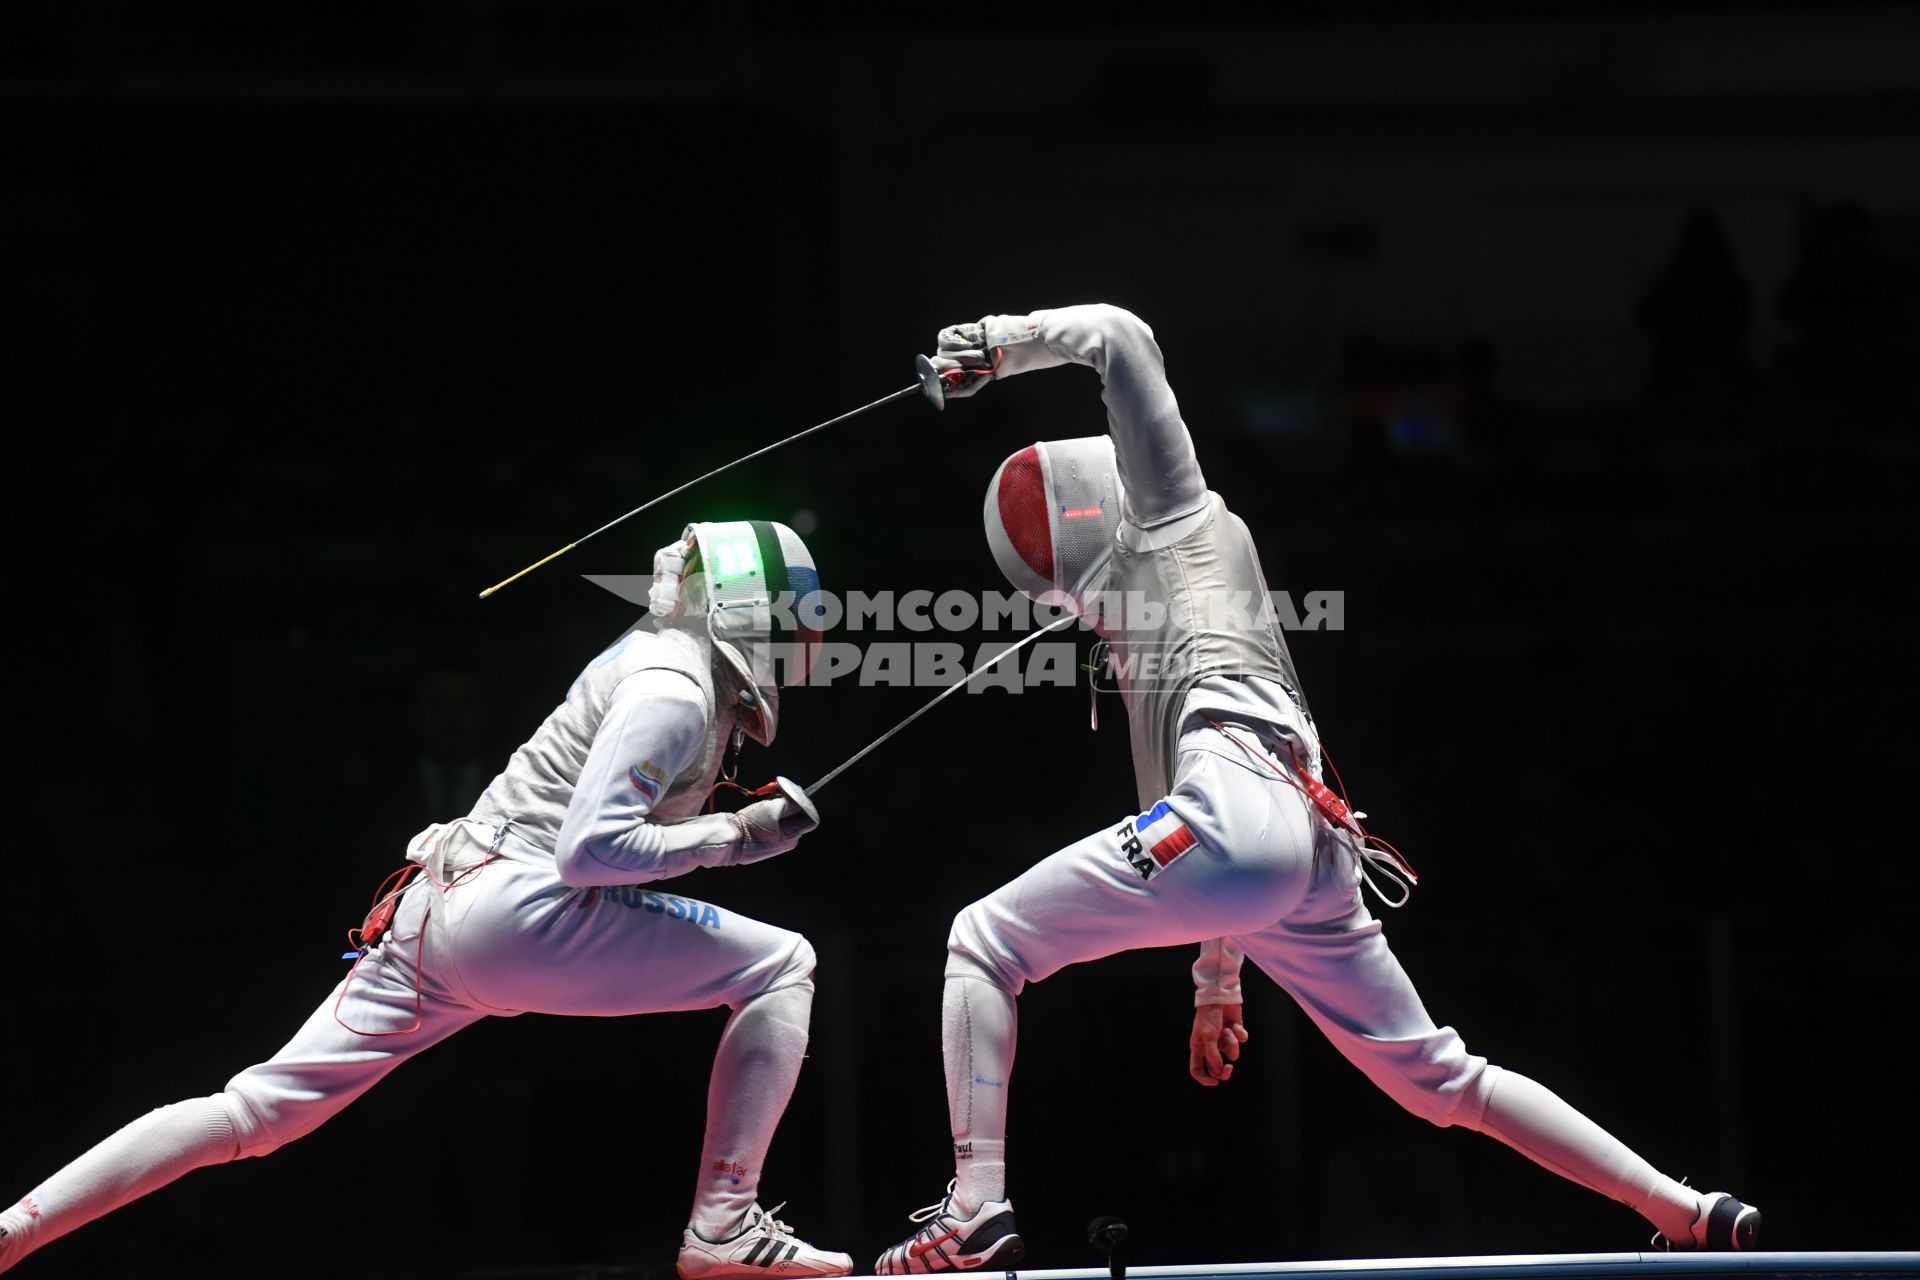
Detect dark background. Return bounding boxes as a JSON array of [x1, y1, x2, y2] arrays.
[[4, 4, 1917, 1277]]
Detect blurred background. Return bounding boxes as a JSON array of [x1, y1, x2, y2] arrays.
[[4, 3, 1917, 1276]]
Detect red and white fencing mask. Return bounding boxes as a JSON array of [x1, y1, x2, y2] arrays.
[[984, 436, 1122, 610]]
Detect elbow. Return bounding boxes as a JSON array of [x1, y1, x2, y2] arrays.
[[553, 840, 593, 887], [553, 820, 611, 887], [1086, 303, 1154, 346], [1076, 304, 1158, 372]]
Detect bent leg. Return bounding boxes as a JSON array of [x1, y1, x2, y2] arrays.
[[690, 940, 815, 1239], [1, 881, 481, 1272], [940, 749, 1318, 1212], [444, 859, 820, 1239]]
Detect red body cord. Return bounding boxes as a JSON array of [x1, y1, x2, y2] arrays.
[[332, 841, 499, 1037], [1205, 720, 1418, 884]]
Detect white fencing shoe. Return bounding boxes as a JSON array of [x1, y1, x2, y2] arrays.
[[677, 1202, 853, 1280], [874, 1182, 1023, 1274]]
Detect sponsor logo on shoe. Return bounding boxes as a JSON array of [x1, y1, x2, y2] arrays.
[[910, 1228, 961, 1258]]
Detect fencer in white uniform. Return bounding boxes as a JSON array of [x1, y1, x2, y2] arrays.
[[873, 306, 1761, 1273], [0, 520, 853, 1280]]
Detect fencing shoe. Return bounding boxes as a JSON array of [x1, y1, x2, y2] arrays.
[[677, 1202, 852, 1279], [874, 1181, 1023, 1274], [1653, 1192, 1761, 1251]]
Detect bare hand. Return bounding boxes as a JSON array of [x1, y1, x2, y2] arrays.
[[1188, 1003, 1248, 1087]]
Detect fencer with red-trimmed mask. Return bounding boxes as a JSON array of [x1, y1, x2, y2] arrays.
[[872, 306, 1760, 1273], [1, 521, 852, 1280]]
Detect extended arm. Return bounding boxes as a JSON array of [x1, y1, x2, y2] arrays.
[[553, 670, 812, 887], [939, 304, 1207, 527]]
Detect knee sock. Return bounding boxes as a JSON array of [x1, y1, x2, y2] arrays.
[[690, 980, 814, 1241], [0, 1095, 239, 1270], [943, 975, 1016, 1216], [1475, 1069, 1701, 1241]]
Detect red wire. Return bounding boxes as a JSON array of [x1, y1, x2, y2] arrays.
[[332, 836, 501, 1037], [1205, 719, 1418, 885], [708, 777, 783, 810], [1321, 740, 1354, 812], [333, 908, 428, 1038]]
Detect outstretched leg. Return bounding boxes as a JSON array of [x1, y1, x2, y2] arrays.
[[1239, 832, 1755, 1248], [0, 1096, 245, 1271], [0, 878, 481, 1273]]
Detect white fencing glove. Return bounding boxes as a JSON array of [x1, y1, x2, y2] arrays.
[[927, 313, 1060, 402], [728, 777, 821, 866], [648, 531, 694, 617], [927, 320, 1000, 399]]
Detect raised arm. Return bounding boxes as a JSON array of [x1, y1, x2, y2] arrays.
[[553, 669, 811, 886], [936, 304, 1207, 527]]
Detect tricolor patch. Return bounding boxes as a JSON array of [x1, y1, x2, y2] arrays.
[[628, 762, 663, 803], [1115, 800, 1197, 880], [1136, 801, 1197, 866]]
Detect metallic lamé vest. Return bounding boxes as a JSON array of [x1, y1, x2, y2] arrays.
[[468, 622, 744, 851], [1091, 492, 1309, 807]]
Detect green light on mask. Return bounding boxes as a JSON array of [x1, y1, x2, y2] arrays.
[[707, 530, 762, 584]]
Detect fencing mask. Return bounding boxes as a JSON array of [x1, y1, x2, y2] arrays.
[[650, 519, 826, 744], [984, 436, 1122, 610]]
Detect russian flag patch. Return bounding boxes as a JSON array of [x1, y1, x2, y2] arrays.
[[1117, 800, 1197, 880], [628, 763, 662, 803]]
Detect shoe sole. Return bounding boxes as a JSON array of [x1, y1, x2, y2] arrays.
[[679, 1263, 854, 1280], [955, 1235, 1024, 1270], [878, 1234, 1024, 1275]]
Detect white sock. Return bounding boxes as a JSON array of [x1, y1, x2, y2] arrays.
[[1475, 1069, 1701, 1242], [0, 1095, 239, 1269], [943, 975, 1015, 1215], [690, 981, 813, 1241], [953, 1138, 1006, 1216]]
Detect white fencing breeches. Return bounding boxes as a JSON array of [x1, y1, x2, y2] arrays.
[[939, 726, 1703, 1238], [946, 727, 1494, 1136], [0, 822, 817, 1271]]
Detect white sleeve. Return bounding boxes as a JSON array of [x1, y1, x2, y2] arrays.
[[552, 669, 743, 887], [984, 304, 1207, 527], [1192, 937, 1246, 1007]]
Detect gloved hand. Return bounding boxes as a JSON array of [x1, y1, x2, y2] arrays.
[[1187, 1002, 1248, 1087], [649, 530, 694, 618], [926, 320, 999, 399], [728, 791, 820, 866]]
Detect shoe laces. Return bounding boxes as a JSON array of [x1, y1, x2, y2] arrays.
[[906, 1180, 960, 1227], [753, 1202, 796, 1241]]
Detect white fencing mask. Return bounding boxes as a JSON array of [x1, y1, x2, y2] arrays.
[[649, 519, 826, 744], [984, 436, 1122, 610]]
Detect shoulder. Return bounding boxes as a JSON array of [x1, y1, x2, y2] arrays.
[[610, 666, 708, 714]]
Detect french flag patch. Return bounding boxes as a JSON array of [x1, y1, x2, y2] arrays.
[[1137, 801, 1197, 865], [1117, 800, 1196, 880]]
